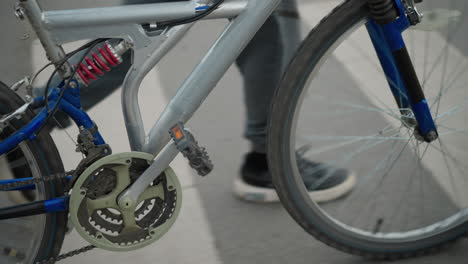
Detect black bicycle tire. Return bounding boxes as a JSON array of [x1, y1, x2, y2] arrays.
[[0, 81, 67, 263], [267, 0, 467, 260]]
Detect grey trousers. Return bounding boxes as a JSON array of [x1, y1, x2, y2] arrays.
[[239, 1, 301, 153], [122, 0, 302, 153]]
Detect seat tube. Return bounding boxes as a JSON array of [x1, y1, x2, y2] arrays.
[[19, 0, 72, 78], [366, 0, 438, 142]]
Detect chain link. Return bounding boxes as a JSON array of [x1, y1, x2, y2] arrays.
[[0, 173, 68, 191], [37, 245, 96, 264]]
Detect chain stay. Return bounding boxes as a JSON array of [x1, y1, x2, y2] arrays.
[[0, 173, 97, 263], [0, 172, 68, 191]]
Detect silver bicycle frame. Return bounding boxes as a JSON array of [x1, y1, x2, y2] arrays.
[[19, 0, 280, 206]]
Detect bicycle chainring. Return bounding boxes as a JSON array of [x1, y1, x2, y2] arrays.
[[69, 152, 182, 251]]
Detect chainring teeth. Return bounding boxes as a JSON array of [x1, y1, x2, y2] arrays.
[[83, 167, 117, 200], [70, 152, 182, 252]]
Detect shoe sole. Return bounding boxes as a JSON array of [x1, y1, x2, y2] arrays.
[[233, 172, 356, 203]]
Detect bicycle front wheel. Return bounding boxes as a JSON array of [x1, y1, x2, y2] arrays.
[[269, 0, 468, 259]]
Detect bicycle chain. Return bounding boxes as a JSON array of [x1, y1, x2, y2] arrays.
[[37, 245, 96, 264], [0, 172, 97, 263], [0, 172, 69, 191]]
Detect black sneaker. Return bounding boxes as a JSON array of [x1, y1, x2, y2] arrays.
[[233, 152, 356, 203]]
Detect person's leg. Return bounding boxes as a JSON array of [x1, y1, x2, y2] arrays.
[[236, 15, 283, 154], [276, 0, 302, 70], [234, 1, 356, 203], [237, 0, 301, 154]]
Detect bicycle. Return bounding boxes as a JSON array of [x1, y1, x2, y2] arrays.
[[0, 0, 467, 262]]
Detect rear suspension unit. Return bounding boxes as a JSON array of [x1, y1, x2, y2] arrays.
[[74, 41, 130, 86]]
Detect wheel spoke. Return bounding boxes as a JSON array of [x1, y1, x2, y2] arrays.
[[281, 1, 468, 250], [434, 103, 468, 123], [350, 132, 414, 228], [437, 138, 460, 202], [421, 2, 468, 90], [421, 22, 430, 90], [429, 140, 468, 177], [335, 130, 406, 219], [430, 63, 468, 110], [312, 96, 407, 121], [301, 129, 404, 193], [348, 38, 409, 105], [302, 134, 410, 142], [438, 125, 468, 136], [390, 140, 430, 232], [298, 124, 397, 157]]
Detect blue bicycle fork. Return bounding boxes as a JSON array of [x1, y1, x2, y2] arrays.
[[366, 0, 438, 142]]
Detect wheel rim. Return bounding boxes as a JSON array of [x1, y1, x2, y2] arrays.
[[289, 0, 468, 244], [0, 140, 48, 263]]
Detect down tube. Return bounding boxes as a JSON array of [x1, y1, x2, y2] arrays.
[[142, 0, 281, 155]]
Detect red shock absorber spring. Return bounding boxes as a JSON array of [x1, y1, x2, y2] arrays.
[[75, 42, 124, 86]]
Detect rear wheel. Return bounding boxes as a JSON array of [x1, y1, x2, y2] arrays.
[[0, 81, 67, 263], [269, 0, 468, 259]]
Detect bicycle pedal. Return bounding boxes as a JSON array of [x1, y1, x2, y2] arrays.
[[169, 122, 213, 176]]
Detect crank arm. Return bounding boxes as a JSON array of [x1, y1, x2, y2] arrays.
[[117, 123, 213, 208], [117, 142, 179, 208]]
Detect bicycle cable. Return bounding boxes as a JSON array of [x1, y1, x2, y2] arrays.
[[38, 38, 110, 134], [157, 0, 224, 28], [42, 0, 224, 116], [43, 38, 109, 112]]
